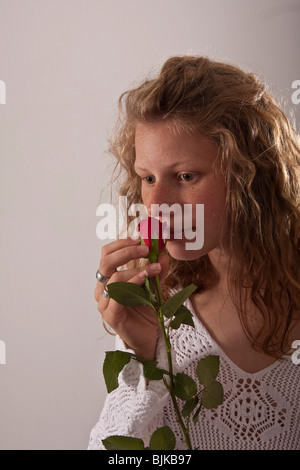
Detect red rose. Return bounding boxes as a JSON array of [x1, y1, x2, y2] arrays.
[[138, 217, 166, 262]]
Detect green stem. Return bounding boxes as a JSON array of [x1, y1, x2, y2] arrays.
[[169, 391, 193, 450], [154, 274, 193, 451], [154, 275, 163, 307]]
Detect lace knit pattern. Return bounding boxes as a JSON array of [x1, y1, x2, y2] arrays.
[[88, 297, 300, 450]]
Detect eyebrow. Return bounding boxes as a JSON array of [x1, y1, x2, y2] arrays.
[[134, 160, 203, 172], [134, 165, 148, 172]]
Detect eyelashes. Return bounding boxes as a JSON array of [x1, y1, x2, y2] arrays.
[[144, 176, 155, 184], [141, 173, 197, 185], [179, 173, 195, 182]]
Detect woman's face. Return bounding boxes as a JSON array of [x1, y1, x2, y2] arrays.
[[134, 120, 229, 261]]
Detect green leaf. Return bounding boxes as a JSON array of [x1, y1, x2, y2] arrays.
[[201, 380, 224, 410], [162, 284, 197, 319], [196, 355, 220, 387], [143, 361, 167, 380], [144, 277, 158, 306], [169, 304, 195, 329], [173, 373, 198, 401], [192, 403, 203, 424], [103, 350, 132, 393], [181, 395, 199, 418], [102, 435, 145, 450], [149, 426, 176, 450], [106, 282, 154, 307]]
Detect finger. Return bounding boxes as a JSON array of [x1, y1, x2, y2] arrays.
[[96, 283, 111, 316], [94, 281, 110, 305], [95, 262, 164, 303], [102, 267, 155, 317], [95, 252, 170, 304], [157, 253, 170, 281], [97, 267, 150, 321], [97, 238, 143, 280], [99, 243, 149, 277], [95, 238, 149, 302], [101, 237, 141, 256], [110, 263, 162, 282], [96, 257, 164, 314]]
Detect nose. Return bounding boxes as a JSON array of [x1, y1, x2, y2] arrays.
[[144, 182, 178, 218]]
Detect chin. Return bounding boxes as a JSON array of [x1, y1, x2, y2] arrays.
[[166, 240, 204, 261]]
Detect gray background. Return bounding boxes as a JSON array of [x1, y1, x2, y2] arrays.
[[0, 0, 299, 450]]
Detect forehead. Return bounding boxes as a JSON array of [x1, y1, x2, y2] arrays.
[[134, 120, 219, 168]]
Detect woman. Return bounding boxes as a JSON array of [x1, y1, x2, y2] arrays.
[[89, 56, 300, 450]]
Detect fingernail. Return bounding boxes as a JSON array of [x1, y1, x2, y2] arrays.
[[138, 270, 149, 279], [137, 245, 149, 256], [149, 263, 161, 273]]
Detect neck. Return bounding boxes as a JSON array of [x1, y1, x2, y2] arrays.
[[208, 247, 233, 296]]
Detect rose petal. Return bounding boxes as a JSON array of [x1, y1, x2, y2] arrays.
[[138, 217, 166, 252]]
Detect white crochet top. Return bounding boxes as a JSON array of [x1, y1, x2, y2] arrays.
[[88, 296, 300, 450]]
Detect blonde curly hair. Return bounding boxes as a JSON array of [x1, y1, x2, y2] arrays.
[[107, 55, 300, 357]]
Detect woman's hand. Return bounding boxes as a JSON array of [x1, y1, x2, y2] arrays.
[[94, 237, 170, 361]]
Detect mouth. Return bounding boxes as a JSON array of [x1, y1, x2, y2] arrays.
[[165, 227, 197, 241]]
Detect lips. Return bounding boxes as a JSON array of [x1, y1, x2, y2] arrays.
[[164, 226, 197, 240]]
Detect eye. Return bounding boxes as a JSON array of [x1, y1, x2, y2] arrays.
[[143, 176, 155, 185], [179, 173, 195, 182]]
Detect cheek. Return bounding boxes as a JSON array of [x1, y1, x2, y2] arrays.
[[198, 185, 227, 230], [204, 197, 228, 237], [140, 188, 150, 213], [205, 200, 224, 221]]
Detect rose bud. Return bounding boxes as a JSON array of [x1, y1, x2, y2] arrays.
[[138, 217, 167, 263]]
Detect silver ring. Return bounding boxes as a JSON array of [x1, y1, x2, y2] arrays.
[[96, 270, 109, 284], [102, 285, 110, 299]]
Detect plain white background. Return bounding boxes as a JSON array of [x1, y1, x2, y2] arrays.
[[0, 0, 299, 450]]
